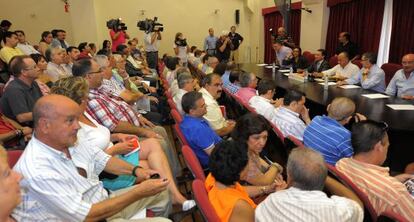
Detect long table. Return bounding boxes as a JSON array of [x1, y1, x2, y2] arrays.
[[239, 63, 414, 171]]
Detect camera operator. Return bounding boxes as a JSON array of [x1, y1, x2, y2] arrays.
[[173, 32, 190, 67], [144, 30, 161, 71], [109, 21, 130, 52], [215, 30, 233, 63]]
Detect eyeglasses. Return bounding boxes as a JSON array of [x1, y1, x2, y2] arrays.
[[87, 69, 102, 75], [24, 65, 38, 71]]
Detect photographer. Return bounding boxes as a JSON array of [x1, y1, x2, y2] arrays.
[[216, 30, 233, 63], [109, 19, 130, 52], [144, 30, 161, 71], [173, 32, 190, 66]]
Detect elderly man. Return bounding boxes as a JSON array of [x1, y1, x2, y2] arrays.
[[272, 90, 311, 141], [234, 71, 258, 104], [180, 91, 222, 168], [337, 120, 414, 220], [304, 97, 366, 165], [46, 47, 72, 82], [249, 79, 282, 121], [0, 55, 42, 126], [272, 40, 292, 67], [15, 30, 39, 55], [11, 95, 171, 221], [321, 52, 359, 80], [385, 54, 414, 99], [256, 148, 363, 222], [205, 56, 219, 74], [199, 73, 236, 136], [307, 49, 330, 74], [204, 28, 218, 56], [337, 52, 386, 93], [0, 31, 24, 64], [275, 27, 295, 48], [173, 72, 195, 115], [215, 30, 233, 63], [336, 32, 359, 61]]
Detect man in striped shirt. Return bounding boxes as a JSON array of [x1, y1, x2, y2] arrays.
[[303, 97, 366, 165], [337, 120, 414, 221], [12, 95, 171, 221]]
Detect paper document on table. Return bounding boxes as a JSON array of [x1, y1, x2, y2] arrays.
[[256, 63, 267, 66], [142, 80, 150, 86], [265, 65, 274, 68], [362, 94, 390, 99], [386, 104, 414, 110], [279, 69, 291, 73], [339, 85, 361, 89], [318, 82, 336, 86]]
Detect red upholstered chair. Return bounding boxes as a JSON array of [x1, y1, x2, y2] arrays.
[[381, 63, 402, 86], [303, 51, 315, 64], [183, 146, 206, 181], [7, 150, 23, 168], [171, 109, 182, 124], [165, 90, 172, 99], [287, 135, 304, 147], [352, 60, 363, 69], [167, 98, 177, 110], [326, 164, 378, 221], [192, 179, 220, 222], [379, 211, 409, 222], [329, 55, 338, 68], [269, 122, 285, 145], [174, 123, 189, 147]]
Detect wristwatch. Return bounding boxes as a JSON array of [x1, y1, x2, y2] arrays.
[[131, 165, 142, 177]]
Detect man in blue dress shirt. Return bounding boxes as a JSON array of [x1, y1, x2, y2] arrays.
[[204, 28, 218, 56], [385, 54, 414, 99]]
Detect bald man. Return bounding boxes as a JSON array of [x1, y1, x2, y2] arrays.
[[320, 52, 359, 80], [386, 53, 414, 100], [303, 97, 366, 165], [12, 95, 171, 222], [275, 27, 295, 48]]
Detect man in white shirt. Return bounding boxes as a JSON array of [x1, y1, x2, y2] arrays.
[[272, 90, 311, 141], [144, 31, 161, 71], [272, 40, 292, 67], [199, 73, 235, 136], [15, 30, 39, 55], [46, 47, 72, 82], [321, 52, 359, 80], [256, 148, 363, 222], [248, 79, 282, 121], [12, 95, 171, 222], [173, 72, 195, 115]]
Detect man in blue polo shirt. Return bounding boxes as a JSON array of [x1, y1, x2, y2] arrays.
[[303, 97, 366, 165], [180, 91, 222, 168]]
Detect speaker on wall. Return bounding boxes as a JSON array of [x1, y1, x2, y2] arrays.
[[235, 9, 240, 25]]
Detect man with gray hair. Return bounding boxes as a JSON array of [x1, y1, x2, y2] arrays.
[[234, 71, 257, 104], [205, 56, 219, 74], [46, 47, 72, 82], [173, 72, 195, 114], [303, 97, 366, 164], [256, 148, 363, 222]]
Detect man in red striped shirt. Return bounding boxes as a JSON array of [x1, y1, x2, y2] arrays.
[[336, 120, 414, 221]]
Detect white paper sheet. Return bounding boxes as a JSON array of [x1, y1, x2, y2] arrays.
[[256, 63, 267, 66], [142, 80, 151, 86], [265, 65, 274, 69], [279, 69, 291, 73], [130, 208, 146, 219], [339, 85, 361, 89], [318, 82, 336, 86], [386, 104, 414, 110], [362, 94, 390, 99]]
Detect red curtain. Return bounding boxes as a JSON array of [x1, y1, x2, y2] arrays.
[[388, 0, 414, 63], [263, 10, 301, 64], [325, 0, 385, 58]]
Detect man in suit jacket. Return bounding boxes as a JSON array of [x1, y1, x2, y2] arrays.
[[307, 49, 330, 74]]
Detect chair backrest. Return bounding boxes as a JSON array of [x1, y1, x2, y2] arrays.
[[379, 211, 409, 222], [165, 90, 172, 99], [174, 123, 189, 146], [192, 179, 220, 222], [7, 150, 23, 168], [167, 98, 177, 110], [287, 135, 304, 147], [352, 59, 363, 69], [381, 63, 402, 86], [303, 51, 315, 64], [326, 164, 378, 221], [183, 145, 206, 181], [171, 109, 183, 124], [269, 122, 285, 145], [329, 55, 338, 68]]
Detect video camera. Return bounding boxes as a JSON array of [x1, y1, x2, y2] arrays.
[[137, 17, 164, 33], [106, 18, 127, 32], [175, 38, 187, 47]]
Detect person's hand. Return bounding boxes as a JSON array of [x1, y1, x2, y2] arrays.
[[335, 74, 347, 81], [142, 128, 163, 139], [401, 95, 414, 100], [110, 141, 136, 155], [21, 127, 32, 136], [271, 98, 283, 108], [138, 115, 156, 128], [354, 113, 367, 122], [226, 120, 236, 129], [300, 106, 311, 123], [336, 81, 347, 86], [268, 174, 287, 193], [394, 173, 414, 183], [134, 167, 159, 182], [313, 72, 324, 78], [133, 178, 169, 197], [148, 87, 157, 94], [148, 96, 159, 104], [116, 133, 139, 143]]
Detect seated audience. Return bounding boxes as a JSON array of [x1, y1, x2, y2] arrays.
[[303, 97, 366, 165], [272, 90, 311, 141], [321, 52, 359, 80], [337, 52, 385, 93], [51, 76, 195, 211], [0, 55, 43, 126], [235, 71, 258, 104], [205, 56, 219, 74], [232, 113, 284, 186], [385, 53, 414, 99], [173, 72, 195, 115], [0, 20, 12, 47], [272, 40, 292, 67], [50, 29, 69, 49], [89, 43, 97, 56], [78, 42, 91, 59], [336, 32, 359, 61], [15, 30, 39, 55], [256, 148, 363, 222], [190, 49, 202, 67], [199, 73, 236, 136], [0, 113, 32, 148], [66, 46, 80, 68], [282, 47, 308, 73], [12, 95, 172, 221], [29, 53, 52, 92], [197, 53, 210, 71], [38, 31, 53, 56], [0, 145, 22, 222], [165, 56, 181, 85], [180, 91, 222, 168], [169, 67, 190, 97], [45, 47, 72, 82], [206, 140, 256, 222], [0, 31, 24, 64], [224, 69, 241, 94], [249, 79, 282, 121], [221, 62, 239, 93], [337, 120, 414, 220], [307, 49, 330, 74]]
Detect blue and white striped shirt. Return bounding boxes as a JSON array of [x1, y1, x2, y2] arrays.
[[272, 106, 306, 141], [12, 136, 111, 222], [222, 71, 240, 94], [303, 115, 353, 165]]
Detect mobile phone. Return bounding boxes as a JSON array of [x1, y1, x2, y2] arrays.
[[150, 173, 160, 179]]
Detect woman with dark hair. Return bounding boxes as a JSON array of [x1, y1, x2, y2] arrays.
[[232, 113, 284, 186], [283, 47, 308, 73], [38, 31, 53, 56]]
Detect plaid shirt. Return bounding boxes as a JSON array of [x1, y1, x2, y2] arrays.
[[86, 89, 140, 131]]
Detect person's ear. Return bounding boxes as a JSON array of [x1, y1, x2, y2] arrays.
[[326, 104, 331, 113], [373, 141, 383, 153]]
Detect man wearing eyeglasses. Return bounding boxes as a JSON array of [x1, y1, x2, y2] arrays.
[[385, 54, 414, 100], [336, 120, 414, 221], [0, 55, 42, 126]]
